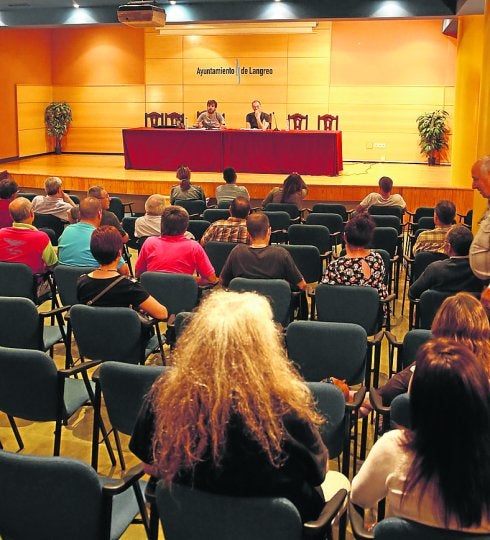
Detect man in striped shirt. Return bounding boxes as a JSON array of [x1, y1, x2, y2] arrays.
[[200, 197, 250, 246]]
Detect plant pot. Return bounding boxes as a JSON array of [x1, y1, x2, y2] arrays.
[[428, 156, 436, 166], [54, 138, 62, 155]]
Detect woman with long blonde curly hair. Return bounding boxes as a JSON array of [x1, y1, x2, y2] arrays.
[[130, 290, 329, 521]]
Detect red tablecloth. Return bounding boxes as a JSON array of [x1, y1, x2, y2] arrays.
[[123, 128, 343, 176]]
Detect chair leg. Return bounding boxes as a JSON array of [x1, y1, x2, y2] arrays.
[[132, 482, 150, 536], [53, 419, 62, 456], [7, 415, 24, 451], [113, 429, 126, 470], [89, 375, 116, 470]]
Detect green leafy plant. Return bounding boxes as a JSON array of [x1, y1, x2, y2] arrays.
[[45, 102, 72, 154], [416, 109, 449, 165]]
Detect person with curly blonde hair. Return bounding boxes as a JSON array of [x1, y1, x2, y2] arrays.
[[130, 290, 331, 522]]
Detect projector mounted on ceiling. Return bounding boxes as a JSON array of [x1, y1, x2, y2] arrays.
[[117, 1, 166, 27]]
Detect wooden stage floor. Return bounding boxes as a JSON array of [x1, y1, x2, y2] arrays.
[[6, 153, 474, 214]]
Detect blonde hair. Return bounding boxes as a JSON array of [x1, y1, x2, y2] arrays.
[[150, 290, 322, 483]]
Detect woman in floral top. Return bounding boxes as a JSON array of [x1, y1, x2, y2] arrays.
[[322, 212, 388, 302]]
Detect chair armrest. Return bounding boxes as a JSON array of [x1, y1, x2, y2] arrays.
[[346, 385, 367, 412], [303, 488, 348, 537], [320, 250, 333, 262], [385, 330, 401, 348], [369, 387, 389, 416], [102, 463, 146, 495], [59, 359, 102, 377], [122, 201, 134, 214], [402, 253, 414, 265], [367, 329, 384, 346], [349, 500, 375, 540], [380, 293, 396, 305], [38, 305, 70, 318]]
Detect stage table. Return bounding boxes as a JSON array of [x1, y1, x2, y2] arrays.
[[123, 128, 343, 176]]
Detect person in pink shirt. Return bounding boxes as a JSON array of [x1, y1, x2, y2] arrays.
[[135, 205, 218, 285]]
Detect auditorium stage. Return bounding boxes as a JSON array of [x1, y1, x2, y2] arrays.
[[5, 153, 473, 215]]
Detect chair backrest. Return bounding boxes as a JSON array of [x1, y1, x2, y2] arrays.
[[315, 283, 381, 335], [18, 192, 38, 201], [156, 481, 303, 540], [54, 264, 94, 306], [400, 329, 432, 370], [165, 112, 184, 127], [108, 196, 124, 221], [99, 361, 165, 436], [263, 211, 291, 232], [228, 277, 291, 326], [412, 206, 434, 223], [417, 216, 435, 231], [70, 305, 146, 364], [122, 216, 139, 250], [145, 111, 164, 128], [140, 271, 199, 316], [0, 450, 107, 540], [411, 251, 448, 283], [373, 248, 391, 286], [0, 296, 43, 350], [0, 261, 36, 301], [174, 311, 194, 339], [374, 517, 490, 539], [311, 203, 348, 222], [418, 290, 461, 330], [368, 205, 404, 219], [203, 208, 230, 223], [287, 224, 331, 255], [187, 219, 211, 242], [389, 393, 412, 429], [306, 212, 344, 236], [278, 244, 322, 284], [203, 241, 237, 275], [286, 321, 367, 385], [174, 199, 206, 217], [264, 203, 301, 220], [287, 113, 308, 130], [32, 213, 65, 245], [371, 227, 399, 258], [317, 114, 338, 131], [371, 215, 402, 234], [217, 200, 233, 209]]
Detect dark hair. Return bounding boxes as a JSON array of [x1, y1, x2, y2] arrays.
[[176, 165, 191, 191], [161, 205, 189, 236], [344, 213, 375, 247], [404, 337, 490, 528], [435, 199, 456, 226], [79, 197, 101, 220], [378, 176, 393, 193], [446, 224, 472, 256], [246, 212, 269, 239], [0, 177, 18, 199], [90, 225, 123, 265], [280, 173, 306, 203], [87, 185, 105, 199], [230, 196, 250, 219], [207, 99, 218, 107], [223, 167, 237, 184]]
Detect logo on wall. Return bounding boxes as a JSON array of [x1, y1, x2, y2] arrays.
[[196, 58, 273, 84]]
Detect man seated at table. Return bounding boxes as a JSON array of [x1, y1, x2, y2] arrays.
[[220, 212, 306, 290], [197, 99, 225, 130], [135, 205, 218, 286], [215, 168, 250, 205], [31, 176, 77, 222], [246, 100, 270, 130], [201, 197, 250, 246]]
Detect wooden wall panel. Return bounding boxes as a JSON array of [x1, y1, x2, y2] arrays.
[[329, 86, 446, 106], [146, 85, 184, 103], [182, 35, 288, 59], [17, 102, 48, 130], [288, 58, 330, 86], [183, 85, 287, 104], [53, 86, 145, 103], [63, 128, 126, 153], [288, 24, 331, 57], [18, 129, 49, 157], [145, 59, 183, 85], [145, 32, 183, 59], [287, 86, 329, 104], [16, 85, 52, 103], [69, 102, 144, 129]]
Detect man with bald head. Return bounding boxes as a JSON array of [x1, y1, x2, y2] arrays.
[[58, 197, 129, 274], [0, 196, 58, 275], [470, 156, 490, 282]]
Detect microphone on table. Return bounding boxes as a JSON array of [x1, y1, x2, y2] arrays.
[[272, 112, 279, 131]]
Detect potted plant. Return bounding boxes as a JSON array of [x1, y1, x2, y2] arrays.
[[45, 102, 72, 154], [416, 109, 449, 165]]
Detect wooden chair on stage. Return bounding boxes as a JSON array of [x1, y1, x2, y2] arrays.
[[287, 113, 308, 130], [145, 112, 164, 128], [318, 114, 339, 131], [164, 112, 184, 127]]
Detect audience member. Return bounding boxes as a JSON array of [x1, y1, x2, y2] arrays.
[[470, 155, 490, 282], [0, 171, 18, 229], [412, 199, 456, 255], [31, 176, 76, 221], [169, 166, 206, 205], [130, 290, 333, 522], [135, 205, 217, 285], [77, 225, 167, 319], [351, 337, 490, 533], [196, 99, 225, 129], [220, 212, 306, 290], [356, 176, 406, 212], [409, 225, 483, 299], [200, 196, 250, 246], [58, 197, 129, 274], [246, 100, 270, 130], [322, 213, 388, 302], [262, 173, 308, 208], [215, 167, 250, 204], [87, 185, 129, 243]]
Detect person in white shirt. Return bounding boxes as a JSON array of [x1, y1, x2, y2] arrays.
[[215, 168, 250, 205], [356, 176, 406, 213], [31, 176, 76, 222]]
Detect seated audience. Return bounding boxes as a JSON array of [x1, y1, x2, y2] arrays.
[[169, 165, 206, 205], [135, 194, 194, 240], [87, 185, 129, 243], [351, 337, 490, 533], [262, 173, 308, 208], [322, 213, 388, 302], [58, 197, 129, 274], [356, 176, 406, 212], [130, 290, 331, 522], [215, 167, 250, 205], [409, 225, 483, 300], [413, 199, 455, 255], [77, 225, 167, 319], [0, 171, 18, 229], [200, 196, 250, 246], [31, 176, 76, 221], [135, 205, 217, 285], [220, 212, 306, 290], [375, 292, 490, 406]]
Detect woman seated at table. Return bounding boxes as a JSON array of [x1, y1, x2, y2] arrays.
[[322, 213, 388, 302], [77, 225, 167, 320], [351, 337, 490, 533], [262, 172, 308, 208], [130, 290, 335, 523], [169, 165, 206, 205]]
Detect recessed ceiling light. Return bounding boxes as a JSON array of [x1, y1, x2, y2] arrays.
[[169, 0, 176, 4], [73, 1, 79, 7]]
